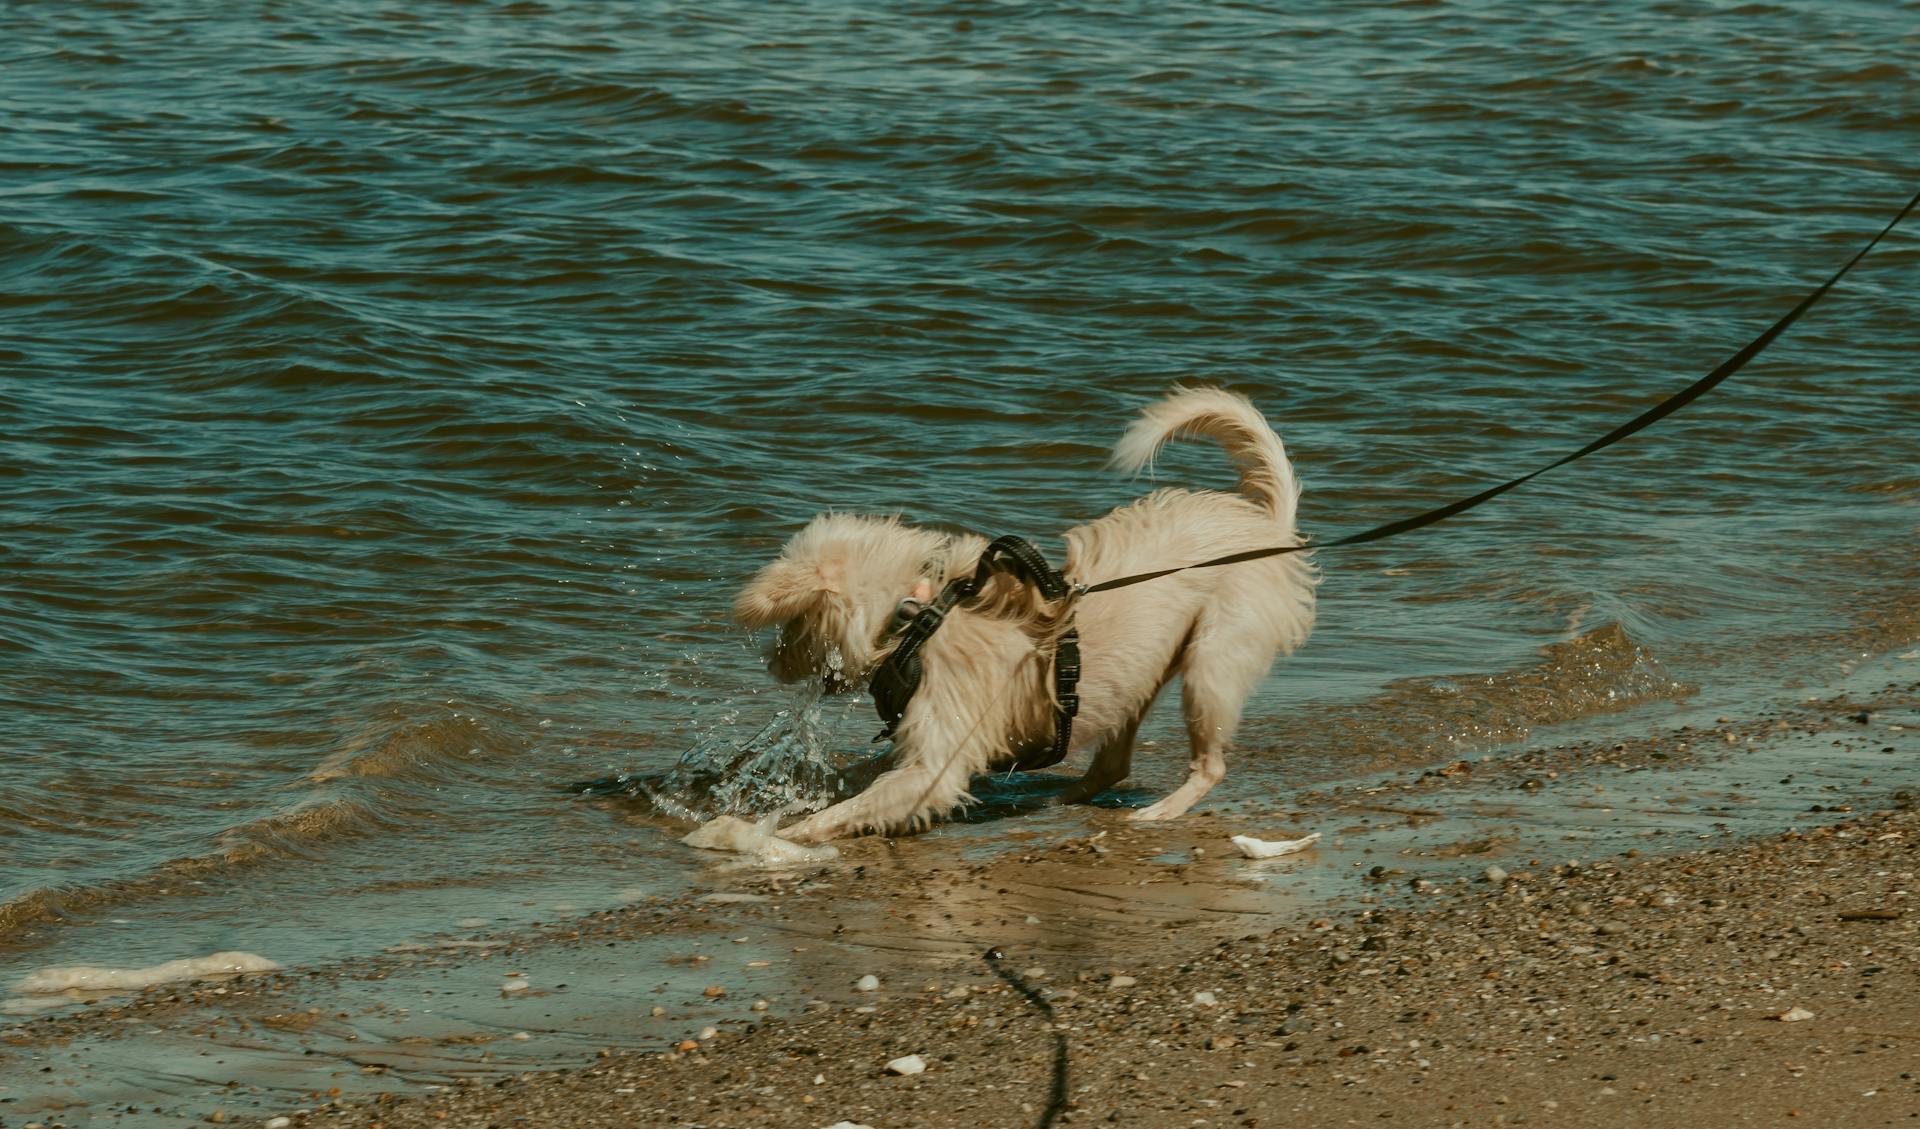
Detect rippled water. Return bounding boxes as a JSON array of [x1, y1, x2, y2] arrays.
[[3, 2, 1916, 982]]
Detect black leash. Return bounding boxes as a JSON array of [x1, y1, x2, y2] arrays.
[[982, 947, 1071, 1129], [1084, 186, 1920, 596]]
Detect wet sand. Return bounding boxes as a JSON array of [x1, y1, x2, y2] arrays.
[[321, 811, 1920, 1129], [3, 672, 1915, 1128]]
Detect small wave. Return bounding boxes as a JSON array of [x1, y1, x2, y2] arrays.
[[1818, 62, 1909, 84], [0, 703, 531, 947], [1271, 624, 1694, 770], [259, 55, 774, 126], [0, 796, 383, 945], [306, 708, 521, 785]]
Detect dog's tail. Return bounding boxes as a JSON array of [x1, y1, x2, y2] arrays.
[[1112, 386, 1300, 530]]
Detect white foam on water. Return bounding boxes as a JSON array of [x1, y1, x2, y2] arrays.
[[13, 950, 284, 995]]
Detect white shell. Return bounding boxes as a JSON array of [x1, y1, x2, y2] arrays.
[[1230, 831, 1322, 859]]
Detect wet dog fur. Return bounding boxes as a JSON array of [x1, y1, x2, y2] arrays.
[[734, 387, 1317, 842]]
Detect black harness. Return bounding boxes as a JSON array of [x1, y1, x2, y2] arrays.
[[869, 535, 1081, 771]]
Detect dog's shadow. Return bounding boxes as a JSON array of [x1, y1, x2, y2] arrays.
[[570, 755, 1154, 831], [937, 771, 1157, 825]]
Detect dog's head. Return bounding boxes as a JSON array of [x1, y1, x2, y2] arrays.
[[734, 514, 947, 692]]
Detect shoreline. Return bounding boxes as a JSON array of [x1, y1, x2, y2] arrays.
[[315, 808, 1920, 1129], [2, 673, 1915, 1129]]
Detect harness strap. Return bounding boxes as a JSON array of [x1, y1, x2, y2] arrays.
[[869, 535, 1080, 769]]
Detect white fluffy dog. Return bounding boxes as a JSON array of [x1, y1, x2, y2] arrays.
[[735, 387, 1316, 842]]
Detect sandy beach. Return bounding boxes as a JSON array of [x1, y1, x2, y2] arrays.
[[319, 809, 1920, 1129], [5, 670, 1915, 1129]]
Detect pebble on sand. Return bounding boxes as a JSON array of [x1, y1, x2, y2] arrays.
[[884, 1053, 927, 1075], [855, 974, 881, 992], [1193, 990, 1219, 1007], [1109, 975, 1138, 989], [1772, 1006, 1816, 1022]]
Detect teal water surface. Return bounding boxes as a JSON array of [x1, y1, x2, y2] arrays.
[[2, 1, 1916, 984]]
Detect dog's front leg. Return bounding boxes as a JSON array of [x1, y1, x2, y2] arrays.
[[779, 689, 1006, 842], [778, 754, 975, 843]]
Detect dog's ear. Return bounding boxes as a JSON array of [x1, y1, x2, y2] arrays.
[[734, 557, 842, 627]]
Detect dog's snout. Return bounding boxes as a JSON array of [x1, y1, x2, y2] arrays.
[[764, 625, 861, 693], [764, 640, 810, 685]]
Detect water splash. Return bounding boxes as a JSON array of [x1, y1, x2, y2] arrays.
[[576, 682, 872, 822]]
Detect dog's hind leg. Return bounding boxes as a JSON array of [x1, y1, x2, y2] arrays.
[[1057, 712, 1141, 804], [1131, 642, 1261, 822]]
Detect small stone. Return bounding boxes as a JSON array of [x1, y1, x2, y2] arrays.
[[855, 974, 881, 992], [1025, 914, 1042, 925], [675, 1039, 699, 1052], [885, 1053, 927, 1076], [650, 1005, 666, 1017], [1773, 1006, 1816, 1022], [265, 1120, 292, 1129], [501, 978, 529, 993], [699, 1026, 718, 1039], [703, 984, 727, 998], [752, 998, 770, 1011], [1193, 990, 1218, 1007], [1484, 866, 1509, 885], [1109, 975, 1138, 989], [511, 1031, 531, 1041]]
